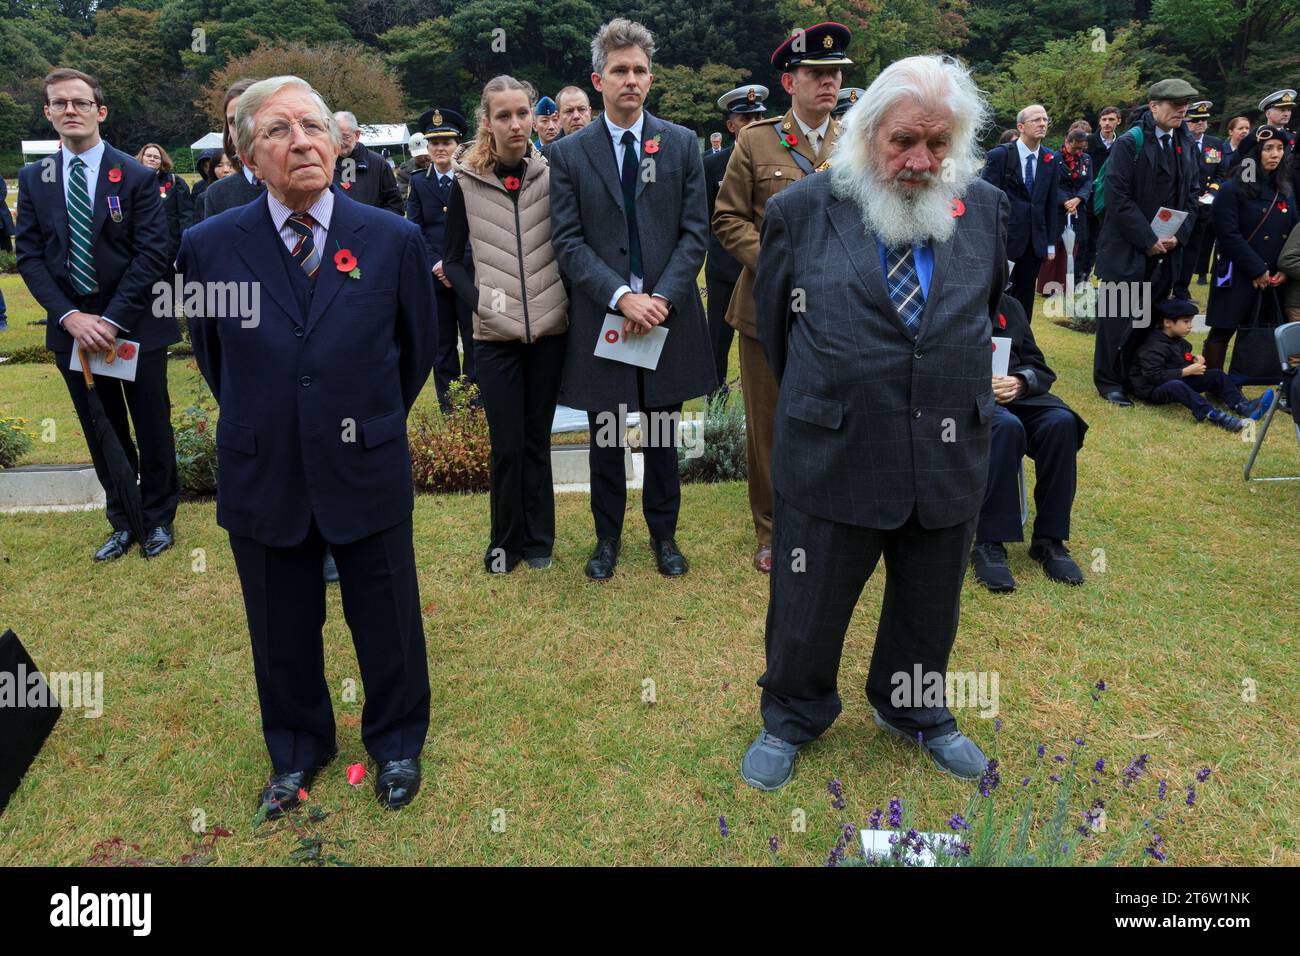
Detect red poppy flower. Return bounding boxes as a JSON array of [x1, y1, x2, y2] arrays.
[[341, 181, 352, 190], [1042, 152, 1053, 163], [645, 138, 660, 154], [1158, 209, 1173, 222], [1184, 352, 1193, 362], [950, 198, 966, 218], [783, 133, 799, 148], [116, 342, 137, 361], [297, 787, 309, 801], [503, 176, 521, 191], [334, 248, 358, 272], [605, 329, 620, 344], [346, 763, 366, 785], [107, 167, 122, 183], [998, 313, 1006, 328]]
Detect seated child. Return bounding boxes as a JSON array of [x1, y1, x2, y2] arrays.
[[1131, 298, 1274, 432]]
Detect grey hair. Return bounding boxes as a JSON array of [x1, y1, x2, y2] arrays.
[[333, 110, 359, 133], [1016, 104, 1046, 125], [591, 18, 655, 76], [234, 75, 339, 164], [832, 54, 991, 183]]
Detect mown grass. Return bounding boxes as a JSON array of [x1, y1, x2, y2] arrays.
[[0, 281, 1296, 866]]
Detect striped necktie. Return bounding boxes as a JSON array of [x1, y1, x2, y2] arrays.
[[66, 156, 98, 295], [885, 245, 924, 334], [287, 213, 321, 277]]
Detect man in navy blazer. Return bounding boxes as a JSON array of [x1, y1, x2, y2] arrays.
[[15, 68, 178, 560], [176, 76, 436, 818], [980, 104, 1060, 323]]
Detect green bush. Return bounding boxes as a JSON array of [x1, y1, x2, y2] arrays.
[[408, 377, 491, 493], [0, 249, 17, 274], [0, 415, 35, 468], [0, 344, 55, 364], [173, 403, 218, 496], [678, 389, 747, 483]]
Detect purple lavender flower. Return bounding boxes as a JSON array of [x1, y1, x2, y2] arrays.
[[1122, 753, 1150, 787], [826, 844, 844, 867], [978, 759, 1001, 797], [1054, 753, 1066, 763], [1021, 776, 1031, 788], [1095, 757, 1105, 773], [1186, 786, 1196, 807], [1096, 679, 1107, 692], [1050, 773, 1061, 783], [827, 778, 846, 811], [1145, 833, 1166, 863], [1037, 743, 1046, 758], [1196, 767, 1212, 783], [768, 835, 779, 853], [719, 815, 729, 838], [887, 798, 903, 828], [994, 718, 1001, 732], [1158, 779, 1167, 800], [1075, 737, 1085, 747], [866, 807, 884, 830], [948, 813, 971, 831]]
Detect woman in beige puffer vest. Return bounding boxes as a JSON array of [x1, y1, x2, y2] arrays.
[[443, 75, 570, 573]]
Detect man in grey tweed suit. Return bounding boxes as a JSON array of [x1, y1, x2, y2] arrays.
[[549, 19, 716, 580], [741, 55, 1009, 790]]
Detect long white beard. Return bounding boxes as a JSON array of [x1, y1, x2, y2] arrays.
[[832, 160, 975, 249]]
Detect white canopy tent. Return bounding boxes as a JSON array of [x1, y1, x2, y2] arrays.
[[21, 140, 60, 164], [357, 123, 410, 162]]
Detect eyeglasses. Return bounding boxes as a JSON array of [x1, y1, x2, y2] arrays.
[[49, 99, 97, 114], [259, 118, 331, 142]]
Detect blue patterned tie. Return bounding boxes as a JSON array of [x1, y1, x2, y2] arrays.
[[67, 156, 97, 295], [1024, 153, 1035, 194], [286, 213, 321, 277], [886, 245, 924, 334]]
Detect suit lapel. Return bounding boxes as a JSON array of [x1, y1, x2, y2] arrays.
[[828, 197, 914, 340], [635, 112, 659, 200], [913, 227, 956, 346], [49, 149, 69, 260], [232, 196, 300, 322], [306, 191, 366, 337], [580, 120, 625, 208]]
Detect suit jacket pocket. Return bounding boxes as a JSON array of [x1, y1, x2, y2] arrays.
[[215, 419, 257, 455], [787, 388, 844, 429], [360, 408, 406, 449], [976, 391, 995, 424]]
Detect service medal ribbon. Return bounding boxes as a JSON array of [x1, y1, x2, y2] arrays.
[[107, 195, 123, 222]]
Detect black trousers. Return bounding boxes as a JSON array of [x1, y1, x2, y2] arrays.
[[1175, 214, 1214, 298], [58, 346, 178, 532], [228, 515, 429, 774], [1078, 209, 1101, 280], [434, 285, 475, 411], [977, 404, 1078, 544], [1008, 250, 1044, 324], [475, 333, 567, 567], [705, 271, 736, 396], [1094, 254, 1174, 396], [759, 492, 977, 746], [586, 369, 682, 542], [1148, 371, 1245, 419]]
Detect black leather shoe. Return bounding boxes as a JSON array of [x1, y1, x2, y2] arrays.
[[584, 538, 621, 581], [970, 542, 1016, 592], [374, 757, 421, 810], [323, 548, 339, 583], [1029, 538, 1084, 585], [94, 529, 134, 561], [254, 748, 337, 823], [1102, 391, 1133, 407], [651, 537, 689, 576], [142, 526, 174, 558]]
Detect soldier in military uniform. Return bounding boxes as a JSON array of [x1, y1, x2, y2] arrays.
[[534, 95, 561, 149], [406, 108, 476, 414], [713, 21, 852, 573], [832, 87, 864, 119], [703, 84, 768, 398], [1177, 100, 1226, 297]]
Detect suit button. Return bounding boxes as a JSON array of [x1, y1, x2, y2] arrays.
[[913, 408, 921, 419], [293, 326, 304, 337], [619, 247, 627, 254], [914, 349, 922, 359], [300, 376, 312, 387]]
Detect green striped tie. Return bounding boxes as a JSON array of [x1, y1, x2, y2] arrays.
[[67, 156, 98, 295]]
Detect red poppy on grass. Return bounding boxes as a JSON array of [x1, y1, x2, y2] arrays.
[[346, 763, 366, 785], [297, 787, 309, 801]]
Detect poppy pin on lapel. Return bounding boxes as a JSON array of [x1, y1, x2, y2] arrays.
[[107, 165, 122, 183], [950, 198, 965, 218]]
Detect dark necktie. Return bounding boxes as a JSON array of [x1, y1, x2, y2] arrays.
[[1023, 153, 1035, 194], [619, 130, 643, 279], [66, 156, 97, 295], [886, 245, 924, 335], [286, 213, 320, 277]]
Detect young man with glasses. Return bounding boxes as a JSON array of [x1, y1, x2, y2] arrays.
[[15, 68, 178, 560]]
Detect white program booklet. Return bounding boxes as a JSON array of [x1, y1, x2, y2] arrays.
[[593, 312, 668, 370], [1150, 206, 1188, 239], [992, 336, 1012, 378], [69, 340, 140, 383]]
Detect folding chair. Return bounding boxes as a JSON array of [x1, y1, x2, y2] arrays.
[[1018, 460, 1029, 527], [1243, 321, 1300, 481]]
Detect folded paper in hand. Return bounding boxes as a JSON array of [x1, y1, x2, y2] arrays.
[[69, 340, 140, 383], [1150, 206, 1188, 240], [992, 336, 1011, 378], [594, 313, 668, 370]]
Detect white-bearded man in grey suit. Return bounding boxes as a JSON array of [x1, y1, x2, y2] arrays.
[[548, 18, 717, 581], [741, 55, 1010, 790]]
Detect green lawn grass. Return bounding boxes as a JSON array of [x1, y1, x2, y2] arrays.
[[0, 279, 1296, 866]]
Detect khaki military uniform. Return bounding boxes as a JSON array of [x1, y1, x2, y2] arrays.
[[712, 109, 841, 546]]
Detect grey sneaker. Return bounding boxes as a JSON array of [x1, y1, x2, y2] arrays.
[[741, 730, 800, 791], [873, 709, 987, 780]]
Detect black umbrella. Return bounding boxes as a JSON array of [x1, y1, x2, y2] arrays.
[[78, 347, 149, 558]]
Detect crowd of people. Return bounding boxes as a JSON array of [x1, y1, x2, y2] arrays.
[[7, 16, 1296, 813]]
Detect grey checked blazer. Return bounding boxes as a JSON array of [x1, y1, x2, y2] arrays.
[[754, 175, 1009, 530], [548, 111, 717, 410]]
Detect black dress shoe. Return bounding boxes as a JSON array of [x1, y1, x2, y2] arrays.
[[94, 529, 134, 561], [142, 526, 174, 558], [584, 538, 621, 580], [970, 542, 1016, 592], [651, 537, 689, 576], [323, 547, 339, 583], [254, 748, 338, 822], [374, 757, 421, 810], [1029, 538, 1084, 585], [1102, 391, 1133, 407]]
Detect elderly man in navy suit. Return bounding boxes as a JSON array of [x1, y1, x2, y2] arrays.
[[16, 68, 177, 560], [176, 75, 436, 817], [981, 104, 1060, 324]]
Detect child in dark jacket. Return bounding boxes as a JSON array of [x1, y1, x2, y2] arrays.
[[1132, 298, 1274, 431]]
